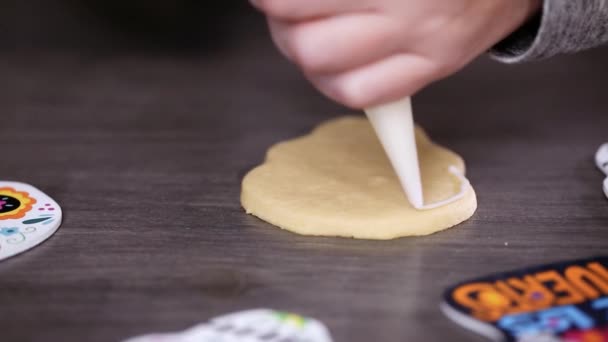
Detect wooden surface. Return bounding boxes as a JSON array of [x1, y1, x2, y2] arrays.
[[2, 7, 608, 342]]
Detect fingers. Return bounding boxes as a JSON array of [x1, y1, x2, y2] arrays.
[[268, 14, 404, 74], [307, 54, 444, 109], [250, 0, 373, 21], [252, 0, 461, 109]]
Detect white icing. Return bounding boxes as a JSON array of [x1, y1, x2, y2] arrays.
[[124, 309, 333, 342], [415, 166, 471, 210]]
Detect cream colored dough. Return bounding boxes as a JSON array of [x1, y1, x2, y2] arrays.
[[241, 116, 477, 240]]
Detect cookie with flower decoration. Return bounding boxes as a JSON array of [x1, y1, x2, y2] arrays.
[[124, 309, 333, 342], [0, 181, 62, 261]]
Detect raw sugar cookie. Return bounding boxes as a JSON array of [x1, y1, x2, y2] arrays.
[[241, 116, 476, 240]]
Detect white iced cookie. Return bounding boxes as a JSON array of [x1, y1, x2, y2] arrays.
[[123, 309, 333, 342], [0, 181, 62, 261], [241, 116, 477, 240]]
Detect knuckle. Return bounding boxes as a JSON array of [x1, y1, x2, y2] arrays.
[[332, 80, 367, 109], [255, 0, 293, 18], [413, 56, 457, 82], [421, 16, 450, 36], [287, 28, 312, 62], [433, 57, 463, 78], [287, 27, 331, 73]]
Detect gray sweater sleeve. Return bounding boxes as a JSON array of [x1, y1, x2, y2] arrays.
[[492, 0, 608, 63]]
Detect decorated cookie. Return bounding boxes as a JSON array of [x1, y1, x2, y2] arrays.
[[0, 181, 62, 261], [595, 143, 608, 199], [124, 309, 333, 342], [442, 256, 608, 341]]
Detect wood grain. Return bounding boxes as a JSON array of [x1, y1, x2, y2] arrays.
[[2, 6, 608, 342]]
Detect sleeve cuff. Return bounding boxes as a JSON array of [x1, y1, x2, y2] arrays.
[[490, 1, 545, 63], [491, 0, 608, 63]]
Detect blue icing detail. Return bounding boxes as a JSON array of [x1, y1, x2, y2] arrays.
[[22, 217, 51, 225], [0, 227, 19, 236], [593, 297, 608, 320], [498, 306, 594, 337]]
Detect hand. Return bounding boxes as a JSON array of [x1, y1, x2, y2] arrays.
[[251, 0, 541, 108]]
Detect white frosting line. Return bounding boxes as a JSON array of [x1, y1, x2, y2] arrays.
[[414, 166, 471, 210]]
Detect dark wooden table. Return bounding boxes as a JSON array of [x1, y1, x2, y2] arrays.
[[2, 6, 608, 342]]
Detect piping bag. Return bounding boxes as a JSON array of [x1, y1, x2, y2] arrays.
[[365, 97, 471, 210], [365, 97, 424, 209]]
